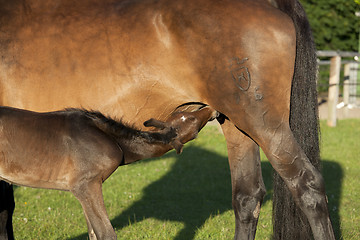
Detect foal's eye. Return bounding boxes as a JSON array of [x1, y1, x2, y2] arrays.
[[187, 116, 196, 122]]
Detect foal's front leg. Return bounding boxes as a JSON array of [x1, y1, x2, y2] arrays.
[[72, 180, 116, 240], [0, 181, 14, 240], [220, 119, 266, 240]]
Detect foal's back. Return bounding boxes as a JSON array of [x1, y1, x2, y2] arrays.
[[0, 107, 123, 190]]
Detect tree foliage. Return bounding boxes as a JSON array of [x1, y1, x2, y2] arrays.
[[300, 0, 360, 51]]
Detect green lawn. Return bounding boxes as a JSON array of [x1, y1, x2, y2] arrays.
[[12, 120, 359, 239]]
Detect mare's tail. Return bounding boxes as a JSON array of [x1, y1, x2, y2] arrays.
[[272, 0, 320, 239]]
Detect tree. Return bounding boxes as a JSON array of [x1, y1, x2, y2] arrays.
[[301, 0, 360, 51]]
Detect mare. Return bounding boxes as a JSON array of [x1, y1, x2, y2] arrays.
[[0, 106, 217, 240], [0, 0, 335, 239]]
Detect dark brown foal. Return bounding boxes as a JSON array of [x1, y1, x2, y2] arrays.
[[0, 106, 217, 240]]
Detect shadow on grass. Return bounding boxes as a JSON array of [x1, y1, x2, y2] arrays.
[[69, 146, 343, 240], [321, 160, 343, 240]]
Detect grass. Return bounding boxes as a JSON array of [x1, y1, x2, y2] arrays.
[[12, 119, 360, 239]]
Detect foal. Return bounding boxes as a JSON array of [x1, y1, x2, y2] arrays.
[[0, 106, 217, 240]]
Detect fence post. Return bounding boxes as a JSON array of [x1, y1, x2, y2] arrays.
[[349, 62, 358, 106], [327, 56, 341, 127], [343, 64, 350, 106], [344, 63, 359, 107]]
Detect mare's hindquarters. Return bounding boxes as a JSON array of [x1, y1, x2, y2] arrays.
[[190, 0, 335, 239]]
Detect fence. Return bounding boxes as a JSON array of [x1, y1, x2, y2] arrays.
[[317, 50, 360, 127]]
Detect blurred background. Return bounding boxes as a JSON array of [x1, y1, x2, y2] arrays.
[[302, 0, 360, 123]]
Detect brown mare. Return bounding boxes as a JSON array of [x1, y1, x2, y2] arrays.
[[0, 106, 217, 239], [0, 0, 335, 239]]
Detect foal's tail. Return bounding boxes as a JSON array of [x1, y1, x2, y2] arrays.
[[272, 0, 320, 239]]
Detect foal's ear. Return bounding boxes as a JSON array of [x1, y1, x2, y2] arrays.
[[171, 139, 184, 154], [143, 118, 168, 130]]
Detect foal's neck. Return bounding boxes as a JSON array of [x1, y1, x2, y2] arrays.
[[118, 134, 173, 164], [80, 110, 176, 164]]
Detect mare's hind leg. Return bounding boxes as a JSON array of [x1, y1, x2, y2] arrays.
[[223, 111, 334, 239], [83, 212, 97, 240], [72, 180, 116, 240], [253, 123, 334, 240], [220, 118, 266, 240]]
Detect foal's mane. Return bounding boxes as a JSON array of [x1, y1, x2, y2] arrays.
[[65, 108, 177, 144]]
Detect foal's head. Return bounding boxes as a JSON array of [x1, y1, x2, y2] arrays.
[[144, 107, 218, 154]]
